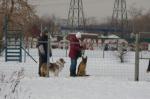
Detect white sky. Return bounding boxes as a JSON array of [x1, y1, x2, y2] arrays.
[[29, 0, 150, 22]]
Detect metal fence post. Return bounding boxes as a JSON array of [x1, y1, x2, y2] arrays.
[[46, 32, 50, 77], [4, 15, 8, 61], [20, 31, 22, 62], [135, 33, 139, 81]]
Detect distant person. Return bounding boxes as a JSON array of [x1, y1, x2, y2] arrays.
[[37, 29, 52, 76], [104, 43, 109, 51], [68, 32, 83, 77]]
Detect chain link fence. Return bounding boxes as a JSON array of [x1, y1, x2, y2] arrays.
[[0, 35, 150, 81]]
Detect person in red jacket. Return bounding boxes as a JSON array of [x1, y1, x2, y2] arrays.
[[69, 32, 82, 77]]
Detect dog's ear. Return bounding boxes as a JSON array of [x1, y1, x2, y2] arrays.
[[82, 56, 84, 59], [59, 58, 63, 62], [63, 59, 66, 63], [85, 56, 87, 61], [85, 56, 87, 59], [82, 56, 87, 59], [60, 58, 65, 63]]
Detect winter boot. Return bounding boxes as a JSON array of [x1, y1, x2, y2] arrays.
[[70, 70, 77, 77]]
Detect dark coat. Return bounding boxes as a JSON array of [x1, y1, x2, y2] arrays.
[[69, 35, 82, 59], [37, 35, 51, 63]]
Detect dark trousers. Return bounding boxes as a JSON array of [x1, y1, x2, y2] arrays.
[[38, 54, 47, 76], [70, 58, 77, 76]]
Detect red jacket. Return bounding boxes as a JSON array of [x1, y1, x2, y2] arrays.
[[69, 35, 82, 59]]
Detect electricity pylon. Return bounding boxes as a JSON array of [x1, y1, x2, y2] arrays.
[[67, 0, 85, 32], [112, 0, 128, 37]]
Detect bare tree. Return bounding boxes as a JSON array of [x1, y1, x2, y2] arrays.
[[0, 0, 37, 30], [23, 14, 60, 41], [128, 5, 145, 33], [0, 0, 38, 52], [0, 68, 31, 99]]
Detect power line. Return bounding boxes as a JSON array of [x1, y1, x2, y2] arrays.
[[67, 0, 86, 32]]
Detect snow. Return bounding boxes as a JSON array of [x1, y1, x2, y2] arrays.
[[101, 34, 120, 39], [0, 49, 150, 99], [21, 77, 150, 99]]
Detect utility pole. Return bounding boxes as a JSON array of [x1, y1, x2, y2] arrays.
[[112, 0, 128, 37], [67, 0, 86, 32]]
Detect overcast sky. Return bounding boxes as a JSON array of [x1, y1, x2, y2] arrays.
[[29, 0, 150, 22]]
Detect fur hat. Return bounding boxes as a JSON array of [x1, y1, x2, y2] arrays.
[[76, 32, 81, 39], [43, 29, 48, 34], [41, 29, 48, 36]]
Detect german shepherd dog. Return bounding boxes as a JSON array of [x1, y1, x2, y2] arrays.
[[40, 58, 66, 77], [77, 56, 88, 76]]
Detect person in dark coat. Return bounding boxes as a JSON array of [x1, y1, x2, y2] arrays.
[[104, 43, 109, 51], [69, 32, 82, 77], [37, 29, 52, 76]]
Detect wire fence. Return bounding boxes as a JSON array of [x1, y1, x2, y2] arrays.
[[0, 37, 150, 81]]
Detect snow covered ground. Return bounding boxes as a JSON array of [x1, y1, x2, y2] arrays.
[[0, 49, 150, 99]]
